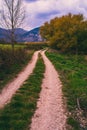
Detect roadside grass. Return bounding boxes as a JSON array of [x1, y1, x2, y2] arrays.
[[0, 46, 33, 92], [0, 54, 45, 130], [46, 51, 87, 130]]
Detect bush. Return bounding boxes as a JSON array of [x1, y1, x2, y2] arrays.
[[40, 14, 87, 54], [0, 48, 29, 80]]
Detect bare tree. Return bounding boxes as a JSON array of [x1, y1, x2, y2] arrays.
[[0, 0, 25, 51]]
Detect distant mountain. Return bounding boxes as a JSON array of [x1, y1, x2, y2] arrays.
[[0, 28, 27, 42], [0, 27, 42, 42], [0, 28, 7, 39], [14, 28, 27, 35], [20, 27, 42, 42]]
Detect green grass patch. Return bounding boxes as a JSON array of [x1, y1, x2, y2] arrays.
[[0, 44, 26, 49], [46, 51, 87, 130], [0, 54, 45, 130]]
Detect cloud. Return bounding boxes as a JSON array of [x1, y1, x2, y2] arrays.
[[24, 0, 87, 30], [0, 0, 2, 9], [24, 0, 39, 3], [0, 0, 87, 30], [36, 11, 60, 19]]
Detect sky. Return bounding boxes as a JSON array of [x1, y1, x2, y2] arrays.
[[0, 0, 87, 30]]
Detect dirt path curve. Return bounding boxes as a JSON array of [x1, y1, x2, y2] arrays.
[[30, 50, 67, 130], [0, 51, 40, 109]]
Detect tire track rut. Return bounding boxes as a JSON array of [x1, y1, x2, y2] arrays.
[[30, 51, 67, 130]]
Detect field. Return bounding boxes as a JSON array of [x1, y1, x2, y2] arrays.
[[0, 42, 48, 50], [24, 42, 48, 50], [46, 51, 87, 130], [0, 44, 26, 49]]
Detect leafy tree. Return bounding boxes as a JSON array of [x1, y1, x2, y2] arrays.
[[40, 13, 87, 54]]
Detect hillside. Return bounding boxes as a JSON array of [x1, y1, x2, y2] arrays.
[[21, 27, 42, 42], [0, 27, 42, 43]]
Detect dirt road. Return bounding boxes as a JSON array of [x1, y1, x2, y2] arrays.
[[0, 50, 67, 129], [30, 51, 67, 130], [0, 51, 40, 108]]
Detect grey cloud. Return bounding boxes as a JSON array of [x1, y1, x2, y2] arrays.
[[24, 0, 39, 3], [36, 11, 60, 19]]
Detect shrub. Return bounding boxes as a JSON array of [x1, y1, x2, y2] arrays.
[[0, 47, 29, 82]]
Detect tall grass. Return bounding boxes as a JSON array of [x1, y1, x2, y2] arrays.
[[46, 51, 87, 130], [0, 54, 45, 130], [0, 47, 32, 91]]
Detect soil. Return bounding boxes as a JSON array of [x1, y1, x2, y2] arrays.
[[30, 51, 67, 130]]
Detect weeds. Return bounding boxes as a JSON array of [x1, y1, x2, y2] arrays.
[[0, 47, 32, 91]]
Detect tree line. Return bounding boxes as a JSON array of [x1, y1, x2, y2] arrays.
[[40, 13, 87, 54]]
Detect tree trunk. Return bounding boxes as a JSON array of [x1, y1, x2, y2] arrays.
[[11, 0, 14, 54], [11, 29, 15, 55]]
